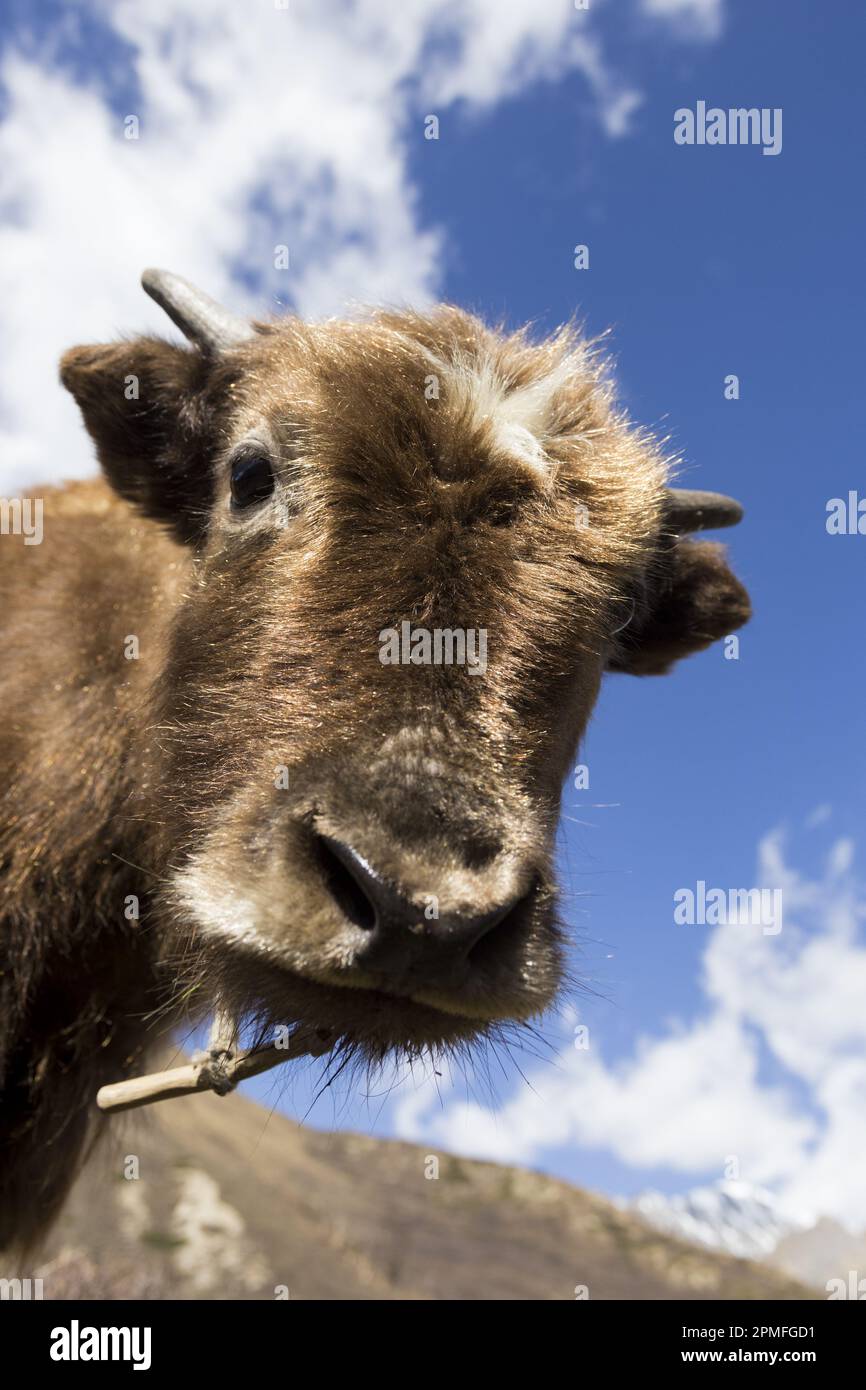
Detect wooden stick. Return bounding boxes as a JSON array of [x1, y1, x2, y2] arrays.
[[96, 1028, 333, 1115]]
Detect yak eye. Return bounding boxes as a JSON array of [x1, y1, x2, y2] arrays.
[[230, 453, 275, 510]]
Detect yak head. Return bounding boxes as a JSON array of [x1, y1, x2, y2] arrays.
[[61, 270, 750, 1062]]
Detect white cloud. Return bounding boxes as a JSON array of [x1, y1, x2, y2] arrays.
[[394, 830, 866, 1230], [641, 0, 724, 42], [0, 0, 722, 492]]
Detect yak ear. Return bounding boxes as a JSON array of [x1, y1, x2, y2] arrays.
[[60, 337, 217, 544], [608, 539, 751, 676]]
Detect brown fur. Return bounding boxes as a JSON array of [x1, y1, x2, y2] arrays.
[[0, 305, 750, 1250]]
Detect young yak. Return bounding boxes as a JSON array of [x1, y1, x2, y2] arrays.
[[0, 271, 750, 1250]]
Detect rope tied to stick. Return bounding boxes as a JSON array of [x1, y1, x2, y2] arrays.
[[192, 1045, 236, 1096], [193, 1009, 239, 1096]]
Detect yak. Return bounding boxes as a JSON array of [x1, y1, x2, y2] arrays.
[[0, 270, 750, 1250]]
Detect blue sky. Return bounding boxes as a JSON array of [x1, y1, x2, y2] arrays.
[[1, 0, 864, 1225]]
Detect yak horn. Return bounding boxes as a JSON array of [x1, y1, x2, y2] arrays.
[[142, 267, 256, 352], [665, 488, 744, 532]]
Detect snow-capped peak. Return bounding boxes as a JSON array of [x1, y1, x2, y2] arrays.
[[629, 1180, 805, 1260]]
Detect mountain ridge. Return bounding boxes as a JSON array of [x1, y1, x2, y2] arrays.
[[5, 1084, 817, 1301]]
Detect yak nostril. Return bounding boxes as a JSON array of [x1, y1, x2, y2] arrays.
[[313, 834, 377, 932], [313, 832, 533, 980], [466, 874, 539, 966], [460, 829, 502, 871]]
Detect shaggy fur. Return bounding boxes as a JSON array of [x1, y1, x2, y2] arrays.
[[0, 305, 750, 1250]]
